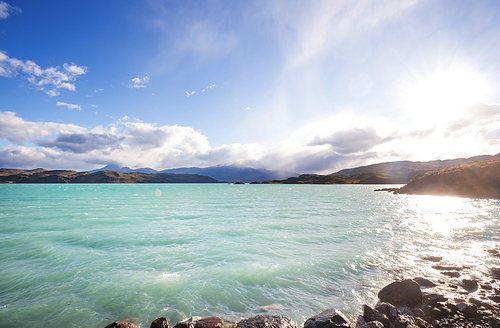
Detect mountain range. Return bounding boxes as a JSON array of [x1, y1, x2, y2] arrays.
[[90, 165, 297, 183], [2, 153, 500, 185]]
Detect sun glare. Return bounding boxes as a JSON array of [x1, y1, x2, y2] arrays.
[[400, 67, 489, 123]]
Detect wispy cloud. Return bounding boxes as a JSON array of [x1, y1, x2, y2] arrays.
[[202, 84, 217, 92], [128, 76, 149, 88], [186, 91, 196, 97], [0, 51, 87, 96], [0, 1, 21, 20], [56, 101, 82, 111]]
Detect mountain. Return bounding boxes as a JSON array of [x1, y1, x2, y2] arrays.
[[332, 153, 500, 184], [160, 166, 296, 182], [90, 165, 297, 183], [0, 169, 219, 184], [396, 158, 500, 199]]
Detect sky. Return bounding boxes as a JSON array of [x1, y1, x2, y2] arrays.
[[1, 0, 500, 173]]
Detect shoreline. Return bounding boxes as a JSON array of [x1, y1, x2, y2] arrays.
[[103, 250, 500, 328]]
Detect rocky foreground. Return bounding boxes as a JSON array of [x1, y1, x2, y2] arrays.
[[103, 252, 500, 328]]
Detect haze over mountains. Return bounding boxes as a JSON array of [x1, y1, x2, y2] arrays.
[[90, 165, 297, 183]]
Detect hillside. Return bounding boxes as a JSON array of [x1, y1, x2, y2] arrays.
[[0, 169, 219, 184], [396, 158, 500, 199], [333, 154, 500, 184]]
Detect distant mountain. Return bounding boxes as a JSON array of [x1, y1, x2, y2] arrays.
[[90, 165, 297, 183], [160, 166, 296, 183], [0, 169, 219, 184]]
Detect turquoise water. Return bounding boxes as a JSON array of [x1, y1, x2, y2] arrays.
[[1, 184, 499, 328]]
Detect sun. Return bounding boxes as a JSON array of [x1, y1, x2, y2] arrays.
[[399, 67, 489, 123]]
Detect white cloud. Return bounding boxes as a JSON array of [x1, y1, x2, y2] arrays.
[[246, 107, 251, 110], [202, 84, 217, 92], [1, 103, 499, 172], [186, 91, 196, 97], [0, 51, 87, 96], [128, 76, 150, 88], [0, 1, 21, 20], [56, 102, 82, 111]]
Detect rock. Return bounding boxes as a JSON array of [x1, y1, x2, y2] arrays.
[[362, 305, 389, 328], [440, 271, 460, 278], [174, 317, 203, 328], [413, 277, 436, 288], [462, 279, 478, 290], [378, 280, 423, 306], [364, 322, 384, 328], [105, 321, 138, 328], [462, 303, 479, 319], [491, 268, 500, 279], [391, 315, 418, 328], [237, 315, 297, 328], [423, 292, 447, 304], [303, 309, 351, 328], [195, 317, 224, 328], [432, 265, 463, 271], [374, 303, 397, 320], [151, 317, 169, 328], [422, 256, 442, 262]]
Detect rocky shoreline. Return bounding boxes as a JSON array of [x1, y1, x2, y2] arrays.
[[102, 251, 500, 328]]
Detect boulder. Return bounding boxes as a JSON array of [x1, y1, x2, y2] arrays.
[[362, 305, 389, 328], [105, 321, 138, 328], [151, 317, 169, 328], [374, 303, 397, 320], [378, 280, 422, 306], [174, 317, 203, 328], [236, 315, 297, 328], [195, 317, 224, 328], [412, 277, 436, 288], [303, 309, 351, 328], [462, 279, 478, 290], [364, 322, 384, 328]]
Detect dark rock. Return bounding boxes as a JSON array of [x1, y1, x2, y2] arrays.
[[488, 315, 500, 328], [378, 280, 422, 306], [174, 317, 202, 328], [413, 277, 436, 288], [489, 295, 500, 303], [365, 321, 384, 328], [423, 292, 447, 304], [491, 268, 500, 279], [238, 315, 297, 328], [151, 317, 169, 328], [105, 321, 138, 328], [432, 265, 463, 271], [440, 271, 460, 278], [303, 309, 350, 328], [463, 303, 479, 319], [363, 305, 389, 328], [481, 283, 493, 290], [374, 303, 398, 320], [195, 317, 223, 328], [392, 315, 418, 328], [422, 256, 442, 262], [461, 279, 478, 290]]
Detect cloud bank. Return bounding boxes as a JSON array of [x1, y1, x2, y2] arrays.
[[1, 103, 499, 172]]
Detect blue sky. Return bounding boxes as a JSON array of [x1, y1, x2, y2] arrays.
[[1, 0, 500, 173]]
